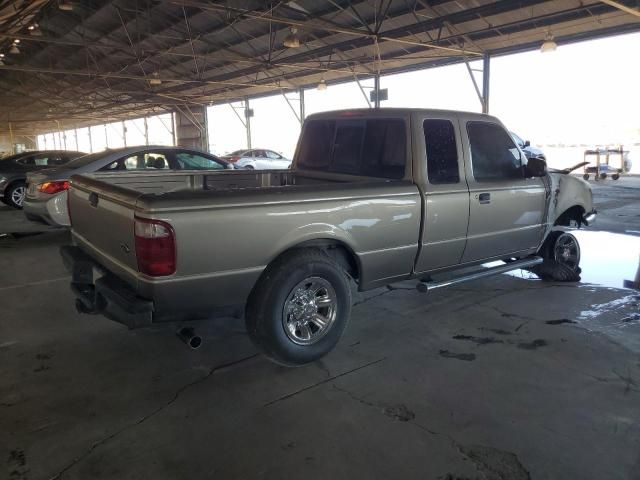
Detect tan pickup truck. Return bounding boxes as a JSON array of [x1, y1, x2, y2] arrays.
[[61, 108, 596, 365]]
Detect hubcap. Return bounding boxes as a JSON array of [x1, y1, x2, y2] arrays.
[[11, 186, 25, 207], [282, 276, 337, 346], [553, 233, 580, 271]]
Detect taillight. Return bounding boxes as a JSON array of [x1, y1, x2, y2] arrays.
[[39, 180, 69, 194], [134, 217, 176, 276]]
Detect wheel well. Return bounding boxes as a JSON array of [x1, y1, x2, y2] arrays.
[[5, 178, 26, 190], [276, 240, 360, 280], [555, 205, 585, 227]]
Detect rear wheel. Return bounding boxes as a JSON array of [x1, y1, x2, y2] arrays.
[[5, 181, 26, 209], [583, 174, 590, 180], [530, 231, 581, 282], [245, 249, 352, 366]]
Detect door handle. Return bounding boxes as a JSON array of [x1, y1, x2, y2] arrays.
[[478, 192, 491, 204]]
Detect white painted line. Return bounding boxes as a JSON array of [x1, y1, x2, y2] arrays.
[[0, 276, 71, 291]]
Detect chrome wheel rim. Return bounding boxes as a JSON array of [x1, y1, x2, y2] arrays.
[[282, 276, 337, 346], [11, 186, 25, 207], [553, 233, 580, 271]]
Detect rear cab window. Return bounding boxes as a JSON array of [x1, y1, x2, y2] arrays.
[[297, 117, 406, 179], [423, 119, 459, 184]]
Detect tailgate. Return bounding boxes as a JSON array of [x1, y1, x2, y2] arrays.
[[69, 175, 141, 273]]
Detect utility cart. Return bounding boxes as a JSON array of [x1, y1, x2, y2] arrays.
[[583, 146, 629, 180]]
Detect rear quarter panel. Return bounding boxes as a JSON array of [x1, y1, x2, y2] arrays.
[[136, 182, 421, 313]]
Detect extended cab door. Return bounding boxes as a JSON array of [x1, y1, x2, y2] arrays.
[[460, 117, 546, 262], [414, 112, 470, 272]]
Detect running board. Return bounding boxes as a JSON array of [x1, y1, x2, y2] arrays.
[[416, 256, 543, 293]]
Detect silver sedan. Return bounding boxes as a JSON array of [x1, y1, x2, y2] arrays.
[[23, 146, 232, 227]]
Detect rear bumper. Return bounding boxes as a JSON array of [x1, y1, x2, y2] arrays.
[[583, 209, 597, 226], [24, 192, 70, 227], [60, 245, 153, 328]]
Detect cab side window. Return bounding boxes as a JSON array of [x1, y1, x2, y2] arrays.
[[424, 119, 459, 184], [467, 122, 523, 182]]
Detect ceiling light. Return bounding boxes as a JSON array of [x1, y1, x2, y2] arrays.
[[540, 33, 557, 53], [9, 44, 20, 54], [149, 72, 162, 85], [0, 53, 4, 58], [283, 27, 301, 48], [317, 78, 327, 91], [13, 39, 20, 44], [28, 24, 42, 36], [58, 1, 74, 11]]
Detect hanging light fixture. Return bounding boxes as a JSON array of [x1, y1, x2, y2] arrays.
[[9, 40, 20, 55], [28, 24, 42, 36], [317, 78, 327, 91], [149, 72, 162, 86], [283, 27, 301, 48], [540, 32, 557, 53], [58, 1, 74, 11]]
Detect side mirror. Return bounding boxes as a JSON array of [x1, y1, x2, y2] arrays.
[[225, 163, 235, 170], [525, 157, 547, 177], [524, 140, 531, 147]]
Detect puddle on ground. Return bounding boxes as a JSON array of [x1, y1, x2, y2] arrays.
[[504, 230, 640, 290]]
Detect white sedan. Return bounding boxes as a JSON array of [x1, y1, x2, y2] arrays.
[[222, 149, 291, 170]]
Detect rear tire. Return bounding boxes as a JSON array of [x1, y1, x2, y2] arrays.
[[530, 231, 581, 282], [5, 181, 26, 209], [583, 174, 590, 180], [245, 249, 352, 366]]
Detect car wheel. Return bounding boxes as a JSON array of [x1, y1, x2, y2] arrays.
[[600, 173, 607, 180], [245, 249, 352, 366], [6, 181, 26, 209], [244, 165, 254, 170], [529, 231, 581, 282], [612, 173, 620, 180], [583, 174, 590, 180]]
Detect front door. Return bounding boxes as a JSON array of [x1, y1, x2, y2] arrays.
[[414, 113, 470, 273], [461, 118, 546, 262]]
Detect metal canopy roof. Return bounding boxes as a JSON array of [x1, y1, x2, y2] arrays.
[[1, 0, 639, 136]]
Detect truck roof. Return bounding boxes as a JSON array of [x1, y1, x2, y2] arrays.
[[306, 107, 497, 123]]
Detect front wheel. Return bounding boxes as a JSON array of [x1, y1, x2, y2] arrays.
[[530, 231, 581, 282], [245, 249, 352, 366]]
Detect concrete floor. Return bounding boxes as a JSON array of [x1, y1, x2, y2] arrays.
[[1, 178, 639, 480]]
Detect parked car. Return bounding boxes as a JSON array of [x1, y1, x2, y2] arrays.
[[221, 149, 291, 170], [510, 132, 546, 161], [23, 146, 232, 227], [0, 150, 85, 208], [61, 109, 595, 366]]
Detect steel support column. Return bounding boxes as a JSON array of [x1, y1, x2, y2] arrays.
[[244, 97, 252, 149], [299, 88, 305, 123], [373, 73, 381, 109], [482, 52, 491, 114]]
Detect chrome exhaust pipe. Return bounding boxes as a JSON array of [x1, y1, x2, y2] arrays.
[[176, 327, 202, 350]]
